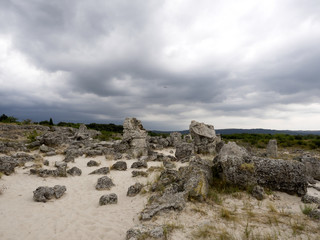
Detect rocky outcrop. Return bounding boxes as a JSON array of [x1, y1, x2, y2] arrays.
[[99, 193, 118, 205], [96, 176, 115, 190], [214, 142, 308, 196], [111, 161, 127, 171], [0, 156, 19, 175], [254, 157, 307, 196], [122, 118, 148, 158], [170, 132, 182, 147], [89, 167, 110, 175], [266, 139, 278, 158], [127, 183, 143, 197], [140, 192, 186, 221], [33, 185, 66, 202], [298, 154, 320, 181], [189, 120, 219, 154], [175, 143, 194, 162], [126, 224, 165, 240]]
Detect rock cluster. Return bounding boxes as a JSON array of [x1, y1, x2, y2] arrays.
[[99, 193, 118, 205], [33, 185, 66, 202]]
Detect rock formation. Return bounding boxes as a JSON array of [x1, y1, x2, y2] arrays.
[[266, 139, 278, 158], [122, 118, 148, 158], [33, 185, 66, 202], [189, 120, 219, 154]]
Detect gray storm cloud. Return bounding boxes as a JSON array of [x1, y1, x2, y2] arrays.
[[1, 0, 320, 130]]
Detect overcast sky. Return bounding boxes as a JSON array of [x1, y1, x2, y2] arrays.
[[1, 0, 320, 130]]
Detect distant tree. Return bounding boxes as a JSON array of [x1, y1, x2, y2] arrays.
[[39, 120, 50, 126], [49, 118, 54, 126], [22, 119, 32, 125], [0, 114, 8, 122]]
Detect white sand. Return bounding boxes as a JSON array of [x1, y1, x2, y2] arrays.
[[0, 155, 163, 240]]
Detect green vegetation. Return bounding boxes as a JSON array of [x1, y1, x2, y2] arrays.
[[222, 133, 320, 150], [97, 130, 121, 141], [148, 131, 170, 138], [0, 114, 18, 123], [300, 204, 314, 215], [26, 130, 40, 143], [86, 123, 123, 133]]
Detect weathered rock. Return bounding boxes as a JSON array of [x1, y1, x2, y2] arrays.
[[163, 161, 176, 169], [131, 160, 148, 169], [266, 139, 278, 158], [301, 194, 320, 205], [140, 192, 186, 220], [0, 156, 19, 175], [39, 144, 55, 153], [254, 157, 307, 196], [53, 185, 67, 198], [43, 160, 49, 166], [89, 167, 110, 175], [308, 209, 320, 220], [45, 151, 56, 156], [251, 185, 265, 200], [126, 225, 165, 240], [67, 167, 82, 176], [213, 142, 255, 188], [175, 143, 194, 162], [170, 132, 182, 147], [96, 176, 115, 190], [122, 118, 148, 158], [99, 193, 118, 205], [132, 171, 148, 177], [63, 154, 75, 163], [299, 154, 320, 181], [111, 161, 127, 171], [127, 183, 143, 197], [33, 185, 66, 202], [189, 120, 218, 154], [87, 160, 100, 167]]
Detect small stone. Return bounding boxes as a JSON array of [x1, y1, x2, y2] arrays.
[[87, 160, 100, 167], [99, 193, 118, 205], [67, 167, 82, 176], [132, 171, 148, 177], [89, 167, 110, 175], [96, 176, 115, 190], [131, 160, 148, 169], [111, 161, 127, 171], [127, 183, 143, 197], [252, 185, 265, 200]]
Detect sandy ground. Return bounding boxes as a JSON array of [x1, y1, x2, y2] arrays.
[[0, 153, 166, 240]]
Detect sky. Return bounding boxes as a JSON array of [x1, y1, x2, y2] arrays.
[[1, 0, 320, 131]]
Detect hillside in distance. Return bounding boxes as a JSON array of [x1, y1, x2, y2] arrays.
[[151, 128, 320, 135]]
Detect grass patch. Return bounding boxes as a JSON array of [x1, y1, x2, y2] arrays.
[[26, 130, 40, 143], [291, 220, 305, 236], [191, 207, 208, 216], [267, 202, 278, 213], [300, 204, 314, 215], [240, 163, 255, 173], [207, 188, 223, 205], [220, 207, 237, 221]]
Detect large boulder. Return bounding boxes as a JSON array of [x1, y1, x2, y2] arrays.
[[253, 157, 307, 196], [189, 120, 219, 154], [122, 118, 148, 158], [298, 154, 320, 181], [169, 132, 182, 147], [175, 143, 194, 162], [214, 142, 307, 196], [213, 142, 256, 187]]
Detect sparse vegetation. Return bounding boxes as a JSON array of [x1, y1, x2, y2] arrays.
[[300, 204, 314, 215], [240, 163, 255, 173], [26, 130, 40, 143]]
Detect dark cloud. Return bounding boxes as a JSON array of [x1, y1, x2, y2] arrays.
[[1, 0, 320, 130]]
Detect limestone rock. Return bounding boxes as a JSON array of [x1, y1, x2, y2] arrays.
[[126, 225, 165, 240], [99, 193, 118, 205], [96, 176, 115, 190], [132, 171, 148, 177], [122, 118, 148, 157], [175, 143, 194, 162], [87, 160, 100, 167], [189, 120, 218, 154], [251, 185, 265, 200], [67, 167, 82, 176], [301, 194, 320, 205], [89, 167, 110, 175], [33, 185, 66, 202], [131, 160, 148, 169], [299, 154, 320, 181], [127, 183, 143, 197], [0, 156, 19, 175], [111, 161, 127, 171], [266, 139, 278, 158], [170, 132, 182, 147]]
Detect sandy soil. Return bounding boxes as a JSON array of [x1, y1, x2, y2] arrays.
[[0, 154, 164, 240]]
